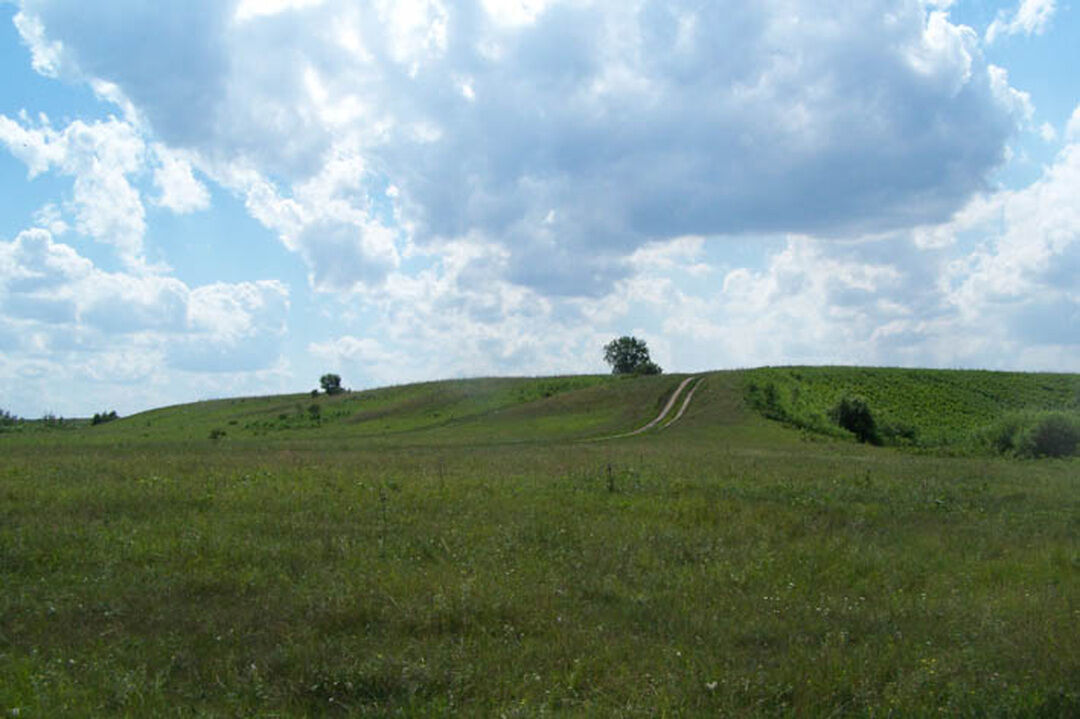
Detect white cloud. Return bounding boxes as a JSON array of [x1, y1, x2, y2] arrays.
[[11, 10, 64, 76], [944, 142, 1080, 329], [1066, 104, 1080, 143], [152, 144, 211, 213], [13, 0, 1027, 296], [0, 114, 148, 265], [212, 142, 403, 291], [986, 0, 1056, 43], [303, 125, 1080, 389], [905, 11, 975, 95], [661, 136, 1080, 372], [188, 281, 289, 341], [234, 0, 326, 23], [0, 229, 292, 398], [482, 0, 558, 27], [987, 65, 1034, 123]]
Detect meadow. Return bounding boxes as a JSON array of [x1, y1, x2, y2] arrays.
[[1, 369, 1078, 716]]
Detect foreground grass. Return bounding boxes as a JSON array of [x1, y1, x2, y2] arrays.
[[1, 373, 1078, 716]]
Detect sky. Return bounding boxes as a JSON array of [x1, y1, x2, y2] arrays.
[[0, 0, 1077, 418]]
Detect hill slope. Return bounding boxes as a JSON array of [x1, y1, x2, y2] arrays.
[[743, 366, 1080, 452], [4, 367, 1077, 455], [45, 373, 697, 446]]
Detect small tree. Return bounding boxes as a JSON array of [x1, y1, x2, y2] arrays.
[[830, 395, 880, 445], [603, 336, 662, 375], [320, 373, 344, 395]]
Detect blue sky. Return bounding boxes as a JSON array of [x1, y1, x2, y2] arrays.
[[0, 0, 1077, 418]]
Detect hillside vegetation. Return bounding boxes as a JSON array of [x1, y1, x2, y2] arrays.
[[1, 368, 1078, 716], [744, 366, 1080, 455], [11, 374, 689, 447]]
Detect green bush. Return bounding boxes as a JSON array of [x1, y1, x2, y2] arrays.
[[91, 410, 119, 426], [879, 418, 918, 445], [746, 382, 787, 421], [985, 414, 1026, 455], [985, 411, 1079, 458], [830, 396, 880, 445], [1017, 413, 1079, 458]]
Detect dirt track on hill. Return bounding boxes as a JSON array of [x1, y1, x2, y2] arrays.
[[596, 375, 702, 440]]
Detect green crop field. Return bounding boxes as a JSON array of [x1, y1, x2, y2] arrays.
[[1, 368, 1078, 716]]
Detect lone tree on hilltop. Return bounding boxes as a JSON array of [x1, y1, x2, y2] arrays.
[[319, 373, 344, 395], [603, 336, 662, 375]]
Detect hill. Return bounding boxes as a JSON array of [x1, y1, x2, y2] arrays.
[[6, 366, 1076, 456], [0, 373, 706, 447]]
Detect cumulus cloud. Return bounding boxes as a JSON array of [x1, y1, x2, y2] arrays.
[[656, 132, 1080, 373], [986, 0, 1056, 43], [0, 113, 218, 267], [13, 0, 1028, 296], [0, 229, 291, 377], [152, 144, 211, 213], [943, 142, 1080, 343], [316, 120, 1080, 385], [0, 113, 147, 264]]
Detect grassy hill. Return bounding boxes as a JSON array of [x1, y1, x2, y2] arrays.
[[39, 373, 693, 446], [743, 366, 1080, 453], [7, 366, 1076, 455], [1, 367, 1078, 715]]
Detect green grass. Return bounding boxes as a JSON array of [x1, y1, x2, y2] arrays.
[[1, 369, 1078, 716], [744, 366, 1080, 450], [35, 374, 687, 447]]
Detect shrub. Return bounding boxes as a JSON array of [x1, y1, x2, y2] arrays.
[[91, 410, 119, 426], [746, 382, 787, 421], [984, 411, 1079, 458], [1016, 413, 1079, 458], [879, 419, 918, 446], [985, 414, 1025, 455], [830, 396, 880, 445], [208, 428, 227, 441]]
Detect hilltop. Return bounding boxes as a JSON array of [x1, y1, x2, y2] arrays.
[[6, 366, 1078, 456]]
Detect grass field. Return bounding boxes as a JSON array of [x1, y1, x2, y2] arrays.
[[1, 368, 1078, 716]]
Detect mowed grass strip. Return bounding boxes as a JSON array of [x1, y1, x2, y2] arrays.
[[1, 371, 1078, 715]]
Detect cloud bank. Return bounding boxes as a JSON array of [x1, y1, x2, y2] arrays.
[[14, 0, 1026, 294]]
